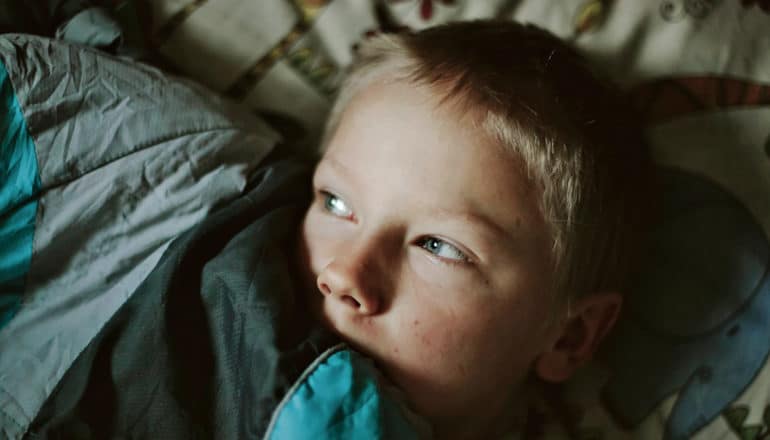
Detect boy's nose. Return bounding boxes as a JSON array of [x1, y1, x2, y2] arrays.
[[316, 255, 382, 316]]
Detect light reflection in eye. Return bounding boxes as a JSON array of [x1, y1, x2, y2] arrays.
[[321, 191, 354, 219]]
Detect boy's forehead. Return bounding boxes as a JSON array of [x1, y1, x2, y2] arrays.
[[318, 80, 549, 251], [329, 81, 538, 199]]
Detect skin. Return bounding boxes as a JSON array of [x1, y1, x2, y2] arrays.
[[296, 79, 620, 438]]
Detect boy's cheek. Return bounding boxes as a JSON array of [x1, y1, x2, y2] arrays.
[[408, 250, 479, 289], [381, 319, 506, 421], [394, 307, 471, 372]]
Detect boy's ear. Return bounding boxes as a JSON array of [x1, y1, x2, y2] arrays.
[[534, 292, 622, 383]]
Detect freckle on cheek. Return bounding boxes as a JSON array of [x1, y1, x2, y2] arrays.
[[413, 320, 419, 326]]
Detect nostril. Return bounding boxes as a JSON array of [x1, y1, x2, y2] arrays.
[[319, 282, 332, 295], [342, 295, 361, 309]]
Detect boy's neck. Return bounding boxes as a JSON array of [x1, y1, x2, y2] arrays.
[[431, 385, 529, 439]]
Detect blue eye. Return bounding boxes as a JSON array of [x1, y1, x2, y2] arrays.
[[418, 237, 469, 262], [321, 191, 353, 219]]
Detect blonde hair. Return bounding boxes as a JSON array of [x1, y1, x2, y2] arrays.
[[322, 21, 653, 303]]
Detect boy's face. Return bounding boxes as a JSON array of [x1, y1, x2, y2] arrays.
[[297, 80, 564, 434]]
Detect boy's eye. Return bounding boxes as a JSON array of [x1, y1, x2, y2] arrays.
[[417, 237, 469, 263], [321, 191, 354, 219]]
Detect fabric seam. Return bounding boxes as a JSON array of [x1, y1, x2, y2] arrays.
[[0, 383, 27, 431]]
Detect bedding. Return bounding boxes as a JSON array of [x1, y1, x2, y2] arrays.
[[0, 32, 281, 437]]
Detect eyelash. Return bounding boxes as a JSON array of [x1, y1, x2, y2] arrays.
[[318, 190, 472, 266]]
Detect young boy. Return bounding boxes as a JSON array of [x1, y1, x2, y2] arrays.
[[22, 20, 651, 440], [296, 20, 652, 439]]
